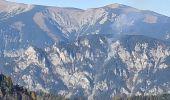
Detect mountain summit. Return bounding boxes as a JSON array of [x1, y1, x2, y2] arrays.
[[0, 1, 170, 50]]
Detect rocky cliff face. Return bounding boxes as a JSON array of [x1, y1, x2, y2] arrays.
[[1, 0, 170, 99], [2, 35, 170, 99]]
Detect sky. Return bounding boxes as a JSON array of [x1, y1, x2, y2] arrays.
[[7, 0, 170, 17]]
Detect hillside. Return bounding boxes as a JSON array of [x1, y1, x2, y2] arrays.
[[1, 0, 170, 100]]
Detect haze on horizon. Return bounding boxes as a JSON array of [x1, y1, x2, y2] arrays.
[[6, 0, 170, 17]]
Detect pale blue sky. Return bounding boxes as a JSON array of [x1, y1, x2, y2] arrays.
[[7, 0, 170, 17]]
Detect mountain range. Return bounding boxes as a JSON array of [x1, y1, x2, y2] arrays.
[[1, 0, 170, 99]]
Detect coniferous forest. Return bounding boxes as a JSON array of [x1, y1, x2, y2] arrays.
[[0, 74, 67, 100], [112, 94, 170, 100]]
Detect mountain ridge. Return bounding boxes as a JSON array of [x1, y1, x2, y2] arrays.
[[4, 0, 170, 18], [1, 1, 170, 50]]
